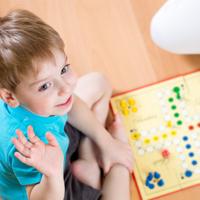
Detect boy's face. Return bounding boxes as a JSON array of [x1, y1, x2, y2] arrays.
[[14, 48, 77, 116]]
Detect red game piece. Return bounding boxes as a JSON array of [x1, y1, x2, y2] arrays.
[[162, 149, 170, 158], [188, 125, 194, 130]]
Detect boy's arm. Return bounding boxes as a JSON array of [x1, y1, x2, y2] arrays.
[[68, 95, 133, 172], [26, 174, 64, 200], [12, 126, 65, 200], [68, 95, 111, 147]]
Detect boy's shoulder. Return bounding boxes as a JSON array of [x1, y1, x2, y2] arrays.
[[0, 101, 25, 165], [0, 100, 29, 150], [0, 99, 23, 129], [0, 99, 17, 125]]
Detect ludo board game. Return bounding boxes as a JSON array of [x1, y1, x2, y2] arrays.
[[110, 71, 200, 200]]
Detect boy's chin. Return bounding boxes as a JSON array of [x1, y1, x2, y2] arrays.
[[55, 105, 73, 116]]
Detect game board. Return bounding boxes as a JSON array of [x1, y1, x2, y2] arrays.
[[110, 71, 200, 200]]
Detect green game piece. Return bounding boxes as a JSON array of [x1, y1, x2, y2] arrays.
[[176, 94, 181, 100], [174, 113, 180, 118], [168, 97, 174, 103], [177, 120, 183, 125], [173, 86, 180, 93], [171, 105, 177, 110]]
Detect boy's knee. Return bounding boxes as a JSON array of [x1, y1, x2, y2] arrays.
[[75, 72, 112, 108], [90, 72, 112, 97]]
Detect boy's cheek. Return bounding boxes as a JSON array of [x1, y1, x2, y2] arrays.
[[71, 76, 78, 91], [71, 71, 78, 84], [28, 100, 53, 115]]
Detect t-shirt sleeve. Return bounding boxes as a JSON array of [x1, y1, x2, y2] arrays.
[[9, 145, 42, 186]]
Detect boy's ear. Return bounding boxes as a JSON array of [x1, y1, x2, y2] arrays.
[[0, 88, 20, 107]]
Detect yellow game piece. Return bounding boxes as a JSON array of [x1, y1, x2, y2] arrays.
[[122, 109, 129, 116], [120, 99, 127, 108], [131, 132, 141, 141], [132, 107, 138, 113], [153, 136, 159, 142], [144, 138, 151, 145], [170, 130, 177, 136], [162, 133, 168, 139], [166, 121, 172, 128], [128, 98, 135, 105]]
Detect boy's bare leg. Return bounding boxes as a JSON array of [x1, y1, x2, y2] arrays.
[[72, 72, 112, 189], [73, 72, 131, 200], [74, 72, 112, 125], [70, 137, 101, 189], [101, 116, 131, 200], [101, 164, 130, 200]]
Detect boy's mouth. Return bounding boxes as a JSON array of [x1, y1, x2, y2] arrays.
[[56, 95, 73, 107]]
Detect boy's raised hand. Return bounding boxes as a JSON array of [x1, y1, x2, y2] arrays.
[[12, 126, 64, 177]]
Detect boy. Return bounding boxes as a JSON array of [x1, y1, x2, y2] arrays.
[[0, 9, 132, 200]]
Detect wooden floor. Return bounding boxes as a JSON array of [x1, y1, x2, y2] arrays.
[[1, 0, 200, 199]]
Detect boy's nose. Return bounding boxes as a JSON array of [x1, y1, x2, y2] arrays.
[[58, 82, 70, 96]]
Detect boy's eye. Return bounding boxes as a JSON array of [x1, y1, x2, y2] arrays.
[[61, 64, 70, 75], [38, 82, 51, 92]]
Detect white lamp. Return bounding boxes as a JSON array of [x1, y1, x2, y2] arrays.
[[151, 0, 200, 54]]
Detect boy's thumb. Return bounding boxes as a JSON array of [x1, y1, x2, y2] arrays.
[[46, 132, 58, 146], [114, 113, 121, 122]]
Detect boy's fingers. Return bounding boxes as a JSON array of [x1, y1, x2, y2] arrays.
[[16, 129, 33, 149], [128, 161, 133, 173], [122, 160, 132, 173], [12, 138, 31, 157], [104, 166, 110, 174], [126, 156, 134, 173], [27, 126, 40, 144], [103, 161, 111, 174], [24, 141, 33, 149], [16, 129, 27, 145], [97, 158, 103, 168], [107, 113, 121, 128], [114, 113, 121, 122], [12, 138, 23, 152], [45, 132, 59, 146], [14, 152, 32, 166]]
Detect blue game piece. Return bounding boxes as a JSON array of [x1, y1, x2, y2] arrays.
[[183, 136, 188, 141], [157, 179, 165, 187], [185, 144, 191, 149], [148, 183, 155, 189], [145, 180, 155, 189], [145, 180, 150, 187], [154, 171, 161, 179], [147, 172, 153, 181], [185, 170, 193, 177], [189, 152, 194, 157], [192, 160, 198, 166]]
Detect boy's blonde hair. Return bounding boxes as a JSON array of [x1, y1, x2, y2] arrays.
[[0, 9, 64, 92]]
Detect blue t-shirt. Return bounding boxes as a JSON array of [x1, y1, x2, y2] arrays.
[[0, 100, 69, 200]]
